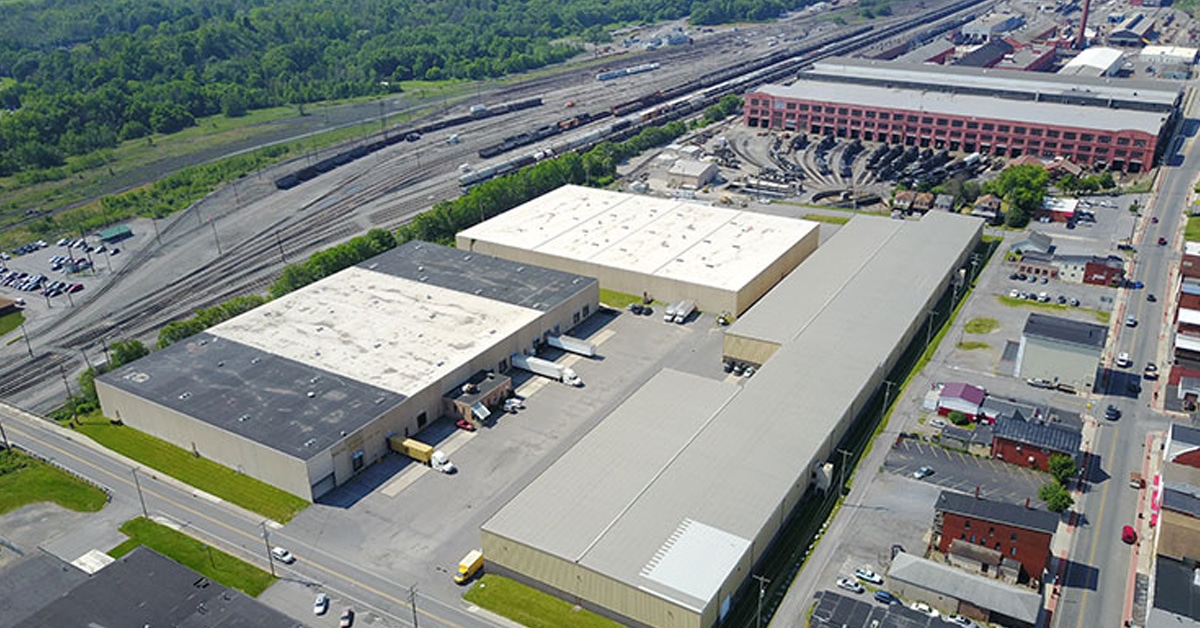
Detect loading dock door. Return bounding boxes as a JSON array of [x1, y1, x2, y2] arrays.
[[311, 473, 336, 499]]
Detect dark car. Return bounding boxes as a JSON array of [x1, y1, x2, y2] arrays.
[[339, 608, 355, 627], [1105, 405, 1121, 420], [874, 590, 899, 605], [1159, 236, 1168, 246], [627, 303, 644, 315], [1147, 293, 1157, 302]]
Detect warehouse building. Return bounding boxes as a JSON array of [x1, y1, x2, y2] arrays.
[[96, 241, 597, 501], [744, 78, 1172, 172], [1059, 47, 1125, 77], [456, 185, 820, 316], [1013, 313, 1107, 391], [481, 212, 982, 628]]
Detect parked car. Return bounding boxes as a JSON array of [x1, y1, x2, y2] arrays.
[[1145, 363, 1159, 380], [1105, 405, 1121, 420], [314, 593, 330, 615], [1159, 236, 1168, 245], [339, 607, 355, 627], [1027, 378, 1055, 389], [854, 567, 884, 585], [1125, 315, 1138, 327], [454, 419, 477, 432], [944, 613, 980, 627], [1122, 525, 1137, 544], [929, 418, 946, 429], [1116, 352, 1132, 368], [874, 590, 899, 605], [270, 546, 295, 564], [912, 466, 934, 480], [836, 577, 865, 594], [1147, 293, 1157, 302], [909, 601, 939, 618]]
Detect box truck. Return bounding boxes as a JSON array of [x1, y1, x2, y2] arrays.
[[388, 437, 455, 473], [663, 301, 679, 322], [511, 353, 582, 386], [454, 549, 484, 584], [673, 300, 696, 324]]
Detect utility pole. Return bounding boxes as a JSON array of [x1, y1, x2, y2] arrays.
[[408, 584, 420, 628], [210, 219, 222, 256], [131, 467, 148, 517], [152, 217, 162, 246], [925, 309, 939, 353], [275, 230, 287, 264], [836, 448, 853, 494], [753, 574, 771, 628], [58, 365, 73, 415], [0, 416, 10, 450], [80, 348, 92, 371], [261, 521, 276, 577], [882, 379, 897, 420], [19, 322, 33, 358]]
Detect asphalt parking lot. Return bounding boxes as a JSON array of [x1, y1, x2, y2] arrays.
[[885, 438, 1048, 508]]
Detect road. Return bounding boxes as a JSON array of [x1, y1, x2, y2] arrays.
[[1052, 90, 1200, 628], [0, 402, 503, 628]]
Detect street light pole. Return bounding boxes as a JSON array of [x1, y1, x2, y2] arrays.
[[836, 448, 853, 494], [0, 416, 10, 450], [210, 220, 222, 256], [261, 521, 276, 577], [882, 379, 897, 420], [409, 583, 420, 628], [925, 309, 939, 353]]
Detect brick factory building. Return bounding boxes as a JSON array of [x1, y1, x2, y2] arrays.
[[934, 491, 1059, 583], [744, 58, 1182, 173]]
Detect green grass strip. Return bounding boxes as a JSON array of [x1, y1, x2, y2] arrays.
[[956, 341, 990, 351], [109, 517, 276, 597], [1187, 216, 1200, 242], [75, 413, 308, 523], [0, 310, 25, 337], [963, 317, 999, 334], [0, 449, 108, 515], [464, 575, 623, 628], [802, 213, 852, 225]]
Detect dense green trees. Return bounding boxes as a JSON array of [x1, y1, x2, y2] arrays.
[[0, 0, 806, 177], [983, 164, 1048, 228]]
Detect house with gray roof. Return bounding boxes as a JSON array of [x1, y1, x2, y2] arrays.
[[1014, 313, 1107, 392], [886, 552, 1044, 627]]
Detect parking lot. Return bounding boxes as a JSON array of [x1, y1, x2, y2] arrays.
[[884, 438, 1048, 508]]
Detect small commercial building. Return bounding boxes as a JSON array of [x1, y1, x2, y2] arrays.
[[1140, 45, 1199, 65], [962, 12, 1026, 41], [482, 213, 982, 628], [1014, 313, 1108, 392], [667, 159, 720, 189], [934, 491, 1059, 583], [1054, 254, 1125, 286], [13, 547, 299, 628], [0, 296, 19, 316], [97, 241, 598, 501], [991, 416, 1082, 471], [95, 224, 133, 244], [1147, 424, 1200, 628], [1110, 13, 1155, 46], [937, 382, 987, 420], [886, 552, 1044, 628], [457, 185, 820, 316]]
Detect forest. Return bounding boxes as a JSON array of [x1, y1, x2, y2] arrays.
[[0, 0, 806, 177]]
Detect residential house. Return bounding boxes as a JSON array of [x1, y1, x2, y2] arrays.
[[887, 552, 1043, 628], [991, 416, 1082, 471], [937, 382, 987, 421]]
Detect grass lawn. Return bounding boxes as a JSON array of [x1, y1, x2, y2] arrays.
[[963, 317, 999, 334], [997, 296, 1110, 324], [0, 449, 108, 516], [0, 310, 24, 337], [74, 413, 307, 523], [1187, 216, 1200, 242], [110, 517, 275, 596], [956, 341, 990, 351], [803, 213, 852, 225], [464, 575, 622, 628], [599, 288, 663, 309]]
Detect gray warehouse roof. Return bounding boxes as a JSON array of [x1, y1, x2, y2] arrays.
[[100, 332, 406, 460], [0, 553, 89, 628], [15, 547, 302, 628], [1023, 312, 1108, 350], [993, 417, 1083, 455], [804, 57, 1181, 111], [887, 552, 1043, 624], [484, 212, 981, 613], [754, 80, 1168, 135], [360, 240, 595, 310], [936, 491, 1060, 534]]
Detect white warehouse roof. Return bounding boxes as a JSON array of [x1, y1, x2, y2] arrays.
[[754, 81, 1168, 135], [1060, 47, 1124, 76], [456, 185, 818, 293], [483, 212, 982, 618]]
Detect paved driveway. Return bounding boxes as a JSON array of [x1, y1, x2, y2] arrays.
[[884, 438, 1048, 507]]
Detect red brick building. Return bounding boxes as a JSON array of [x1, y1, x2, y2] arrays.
[[1182, 243, 1200, 280], [745, 80, 1171, 172], [991, 417, 1082, 471], [934, 491, 1059, 581]]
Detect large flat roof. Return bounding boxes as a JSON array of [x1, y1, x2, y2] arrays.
[[804, 57, 1181, 110], [484, 212, 981, 612], [457, 185, 818, 292], [754, 80, 1169, 135], [888, 553, 1043, 624], [213, 265, 539, 396], [101, 332, 405, 459]]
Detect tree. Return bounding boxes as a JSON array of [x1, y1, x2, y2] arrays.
[[984, 164, 1048, 228], [1048, 453, 1079, 486], [947, 410, 969, 426], [1039, 481, 1074, 513], [109, 339, 150, 368]]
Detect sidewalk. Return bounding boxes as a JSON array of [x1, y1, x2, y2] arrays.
[[1043, 416, 1099, 618], [1121, 430, 1165, 628]]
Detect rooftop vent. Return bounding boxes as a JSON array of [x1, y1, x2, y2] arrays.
[[310, 376, 320, 384], [198, 339, 208, 346], [251, 357, 262, 365], [375, 397, 386, 404], [516, 266, 525, 272], [368, 263, 378, 270], [418, 265, 424, 271], [179, 392, 192, 400], [464, 255, 472, 261], [238, 414, 250, 422], [216, 361, 224, 367], [304, 439, 317, 447], [474, 289, 483, 295], [340, 430, 347, 437], [307, 391, 316, 398]]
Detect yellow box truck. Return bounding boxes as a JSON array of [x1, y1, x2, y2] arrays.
[[454, 549, 484, 584]]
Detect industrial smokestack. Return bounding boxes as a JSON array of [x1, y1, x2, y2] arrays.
[[1076, 0, 1092, 50]]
